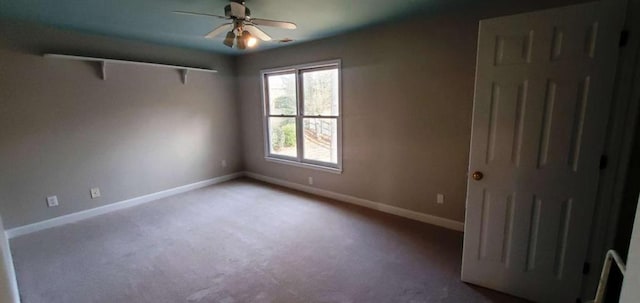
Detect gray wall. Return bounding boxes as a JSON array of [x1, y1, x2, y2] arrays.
[[0, 0, 585, 229], [237, 0, 584, 223], [0, 21, 242, 229]]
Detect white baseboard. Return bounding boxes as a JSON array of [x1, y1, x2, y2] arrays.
[[6, 171, 464, 238], [6, 172, 244, 239], [244, 172, 465, 232]]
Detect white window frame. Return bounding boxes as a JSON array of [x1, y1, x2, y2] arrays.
[[261, 59, 343, 173]]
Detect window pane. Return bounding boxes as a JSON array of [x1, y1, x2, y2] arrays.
[[303, 68, 339, 116], [268, 117, 297, 158], [303, 118, 338, 164], [267, 73, 297, 115]]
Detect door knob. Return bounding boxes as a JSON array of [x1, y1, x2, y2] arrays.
[[471, 171, 484, 181]]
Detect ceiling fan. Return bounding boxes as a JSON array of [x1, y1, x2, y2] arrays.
[[174, 0, 297, 49]]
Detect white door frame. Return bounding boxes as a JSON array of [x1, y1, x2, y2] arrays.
[[582, 0, 640, 299], [619, 193, 640, 302]]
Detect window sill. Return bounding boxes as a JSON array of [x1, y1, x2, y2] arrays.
[[265, 157, 343, 174]]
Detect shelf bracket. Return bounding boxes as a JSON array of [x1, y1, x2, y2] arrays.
[[180, 69, 188, 84], [100, 61, 107, 80]]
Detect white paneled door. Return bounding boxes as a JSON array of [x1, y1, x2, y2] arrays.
[[462, 2, 625, 302]]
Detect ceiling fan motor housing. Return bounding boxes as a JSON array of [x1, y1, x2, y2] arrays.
[[224, 4, 251, 18]]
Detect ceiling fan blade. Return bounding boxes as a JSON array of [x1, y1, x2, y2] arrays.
[[205, 23, 233, 39], [230, 2, 246, 19], [172, 11, 228, 20], [244, 25, 272, 41], [250, 18, 297, 29]]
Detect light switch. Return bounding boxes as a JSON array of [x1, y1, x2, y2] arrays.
[[437, 194, 445, 204]]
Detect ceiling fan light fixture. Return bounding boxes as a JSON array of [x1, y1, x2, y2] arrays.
[[236, 32, 247, 49], [235, 30, 257, 50], [245, 33, 258, 48], [177, 1, 296, 49], [223, 31, 235, 47]]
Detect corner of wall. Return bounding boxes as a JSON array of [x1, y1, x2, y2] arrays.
[[0, 214, 20, 303], [231, 54, 248, 172]]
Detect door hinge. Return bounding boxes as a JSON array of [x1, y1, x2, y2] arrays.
[[583, 262, 591, 275], [599, 155, 608, 170], [620, 30, 629, 47]]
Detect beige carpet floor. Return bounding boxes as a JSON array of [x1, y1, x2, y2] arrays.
[[10, 178, 528, 303]]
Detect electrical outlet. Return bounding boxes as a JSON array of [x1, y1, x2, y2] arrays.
[[221, 160, 227, 168], [46, 195, 59, 207], [437, 194, 445, 204], [90, 187, 101, 199], [308, 177, 314, 185]]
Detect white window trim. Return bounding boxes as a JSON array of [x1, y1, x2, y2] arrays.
[[261, 59, 343, 173]]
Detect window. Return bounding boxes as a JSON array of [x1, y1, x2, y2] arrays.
[[262, 60, 342, 172]]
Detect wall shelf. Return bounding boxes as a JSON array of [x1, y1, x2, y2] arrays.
[[43, 54, 218, 84]]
